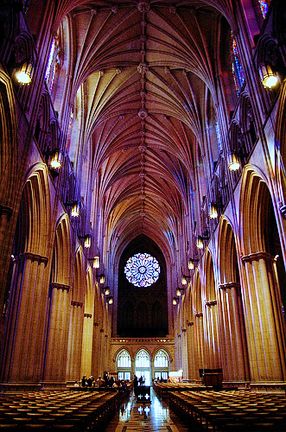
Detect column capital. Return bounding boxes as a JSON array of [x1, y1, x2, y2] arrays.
[[20, 252, 48, 265], [187, 321, 194, 327], [181, 328, 187, 333], [51, 282, 70, 292], [205, 300, 217, 307], [279, 203, 286, 218], [219, 282, 240, 290], [84, 313, 92, 318], [71, 300, 83, 308], [241, 251, 273, 263], [195, 312, 203, 318]]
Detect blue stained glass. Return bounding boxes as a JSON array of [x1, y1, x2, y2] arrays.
[[124, 253, 160, 287], [231, 35, 245, 94], [258, 0, 270, 19]]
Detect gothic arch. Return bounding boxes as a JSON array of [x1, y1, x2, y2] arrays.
[[0, 69, 17, 206]]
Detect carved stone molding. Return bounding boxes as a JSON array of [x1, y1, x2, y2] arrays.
[[205, 300, 217, 307], [241, 251, 273, 263], [195, 312, 203, 318], [71, 301, 83, 308], [181, 328, 187, 333], [51, 282, 70, 292], [187, 321, 194, 327], [219, 282, 240, 290], [20, 252, 48, 265], [84, 313, 92, 319], [100, 328, 104, 333]]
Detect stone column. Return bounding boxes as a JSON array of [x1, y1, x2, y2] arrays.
[[99, 328, 105, 375], [218, 282, 249, 383], [2, 252, 49, 384], [44, 283, 71, 385], [181, 328, 188, 379], [194, 312, 204, 378], [204, 300, 221, 369], [92, 322, 101, 379], [81, 312, 93, 378], [0, 205, 13, 316], [241, 252, 286, 382], [66, 301, 84, 383], [186, 321, 197, 379]]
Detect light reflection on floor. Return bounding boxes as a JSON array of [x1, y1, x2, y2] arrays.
[[106, 388, 190, 431]]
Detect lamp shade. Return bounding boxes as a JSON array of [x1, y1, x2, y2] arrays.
[[209, 203, 218, 219], [14, 63, 33, 85], [259, 64, 280, 89], [228, 153, 240, 171], [93, 256, 100, 269]]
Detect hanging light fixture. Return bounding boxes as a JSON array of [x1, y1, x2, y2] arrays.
[[259, 64, 280, 89], [104, 287, 110, 296], [92, 256, 100, 269], [172, 297, 178, 306], [176, 288, 184, 297], [181, 276, 189, 286], [188, 259, 195, 270], [196, 236, 204, 249], [71, 202, 80, 217], [84, 234, 91, 249], [209, 202, 218, 219], [228, 153, 240, 171], [48, 149, 62, 171], [99, 274, 105, 284], [108, 296, 113, 305], [14, 62, 33, 85]]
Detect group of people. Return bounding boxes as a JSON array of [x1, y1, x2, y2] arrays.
[[77, 371, 128, 392]]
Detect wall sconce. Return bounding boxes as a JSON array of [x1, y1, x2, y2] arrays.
[[107, 296, 113, 305], [48, 149, 62, 171], [188, 258, 198, 270], [14, 62, 33, 85], [99, 274, 105, 284], [176, 288, 184, 297], [196, 233, 209, 250], [181, 276, 190, 286], [259, 64, 280, 89], [228, 153, 240, 171], [83, 234, 91, 249], [71, 202, 80, 217], [92, 255, 100, 269], [104, 287, 110, 296], [209, 202, 218, 219], [172, 297, 178, 306]]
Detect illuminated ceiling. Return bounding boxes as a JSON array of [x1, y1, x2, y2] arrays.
[[52, 1, 232, 263]]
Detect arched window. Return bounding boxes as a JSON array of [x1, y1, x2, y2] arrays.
[[258, 0, 270, 19], [45, 36, 61, 94], [135, 349, 150, 368], [135, 349, 151, 385], [231, 34, 245, 94], [154, 350, 169, 367], [154, 350, 169, 380], [116, 349, 131, 381]]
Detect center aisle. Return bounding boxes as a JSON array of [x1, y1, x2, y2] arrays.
[[105, 388, 191, 431]]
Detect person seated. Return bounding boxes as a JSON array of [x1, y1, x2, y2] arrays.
[[81, 375, 88, 387], [87, 376, 94, 387]]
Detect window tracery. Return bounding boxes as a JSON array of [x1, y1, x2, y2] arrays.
[[45, 36, 61, 94], [124, 253, 160, 287], [231, 34, 245, 94], [258, 0, 270, 19]]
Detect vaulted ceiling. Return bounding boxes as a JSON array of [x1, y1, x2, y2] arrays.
[[51, 1, 233, 262]]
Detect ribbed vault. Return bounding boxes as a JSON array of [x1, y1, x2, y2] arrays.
[[51, 0, 231, 263]]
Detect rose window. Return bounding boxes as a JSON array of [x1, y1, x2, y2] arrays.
[[124, 253, 160, 287]]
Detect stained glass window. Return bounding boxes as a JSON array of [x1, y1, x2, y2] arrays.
[[124, 253, 160, 287], [231, 34, 245, 94], [258, 0, 270, 19], [45, 37, 60, 93]]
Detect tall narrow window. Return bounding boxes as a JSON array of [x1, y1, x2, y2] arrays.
[[258, 0, 270, 19], [45, 36, 60, 93], [231, 34, 245, 94]]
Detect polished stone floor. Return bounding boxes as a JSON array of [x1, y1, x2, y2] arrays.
[[105, 389, 192, 431]]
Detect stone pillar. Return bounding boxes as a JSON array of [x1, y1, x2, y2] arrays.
[[186, 321, 197, 379], [241, 252, 286, 382], [44, 283, 71, 385], [92, 322, 101, 379], [81, 312, 93, 378], [0, 205, 12, 245], [99, 328, 105, 375], [0, 205, 13, 314], [194, 312, 204, 378], [181, 328, 188, 379], [218, 282, 249, 383], [2, 252, 49, 384], [204, 300, 221, 369], [66, 301, 84, 383]]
